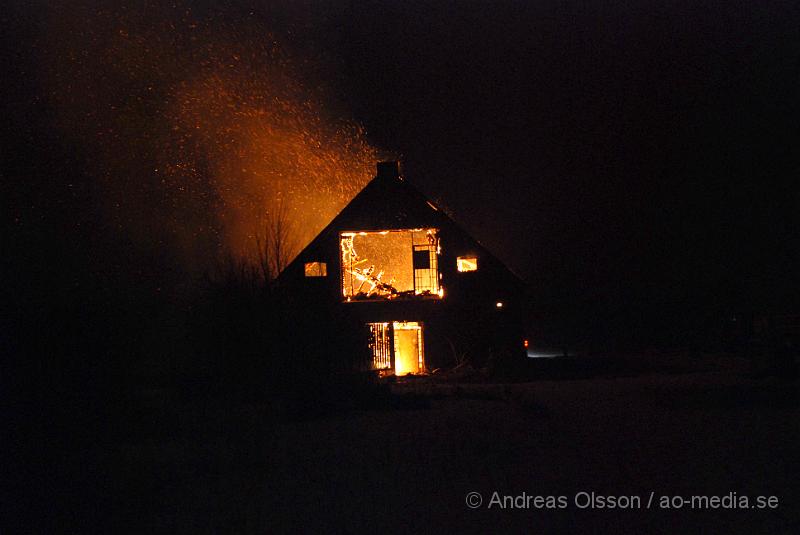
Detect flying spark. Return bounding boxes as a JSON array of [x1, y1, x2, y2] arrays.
[[41, 1, 383, 272]]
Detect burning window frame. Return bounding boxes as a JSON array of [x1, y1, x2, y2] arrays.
[[340, 228, 443, 301], [367, 321, 425, 376]]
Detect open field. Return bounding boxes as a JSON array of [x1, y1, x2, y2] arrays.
[[101, 365, 799, 533]]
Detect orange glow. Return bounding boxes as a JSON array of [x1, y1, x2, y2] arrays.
[[393, 322, 424, 375], [524, 339, 529, 348], [457, 256, 478, 272], [165, 72, 378, 268], [496, 301, 504, 308], [368, 322, 392, 371], [304, 262, 327, 277], [367, 321, 425, 375], [341, 229, 441, 300], [41, 3, 383, 273]]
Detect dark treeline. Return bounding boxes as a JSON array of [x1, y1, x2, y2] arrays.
[[1, 88, 371, 530]]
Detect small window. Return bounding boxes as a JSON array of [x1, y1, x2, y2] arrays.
[[413, 248, 432, 269], [304, 262, 327, 277], [457, 256, 478, 272]]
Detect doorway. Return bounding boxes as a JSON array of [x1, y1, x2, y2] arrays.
[[367, 321, 425, 375], [393, 321, 424, 375]]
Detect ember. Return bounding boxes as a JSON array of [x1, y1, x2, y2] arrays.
[[40, 2, 382, 272]]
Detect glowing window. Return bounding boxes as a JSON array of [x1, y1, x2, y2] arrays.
[[304, 262, 327, 277], [340, 229, 441, 301], [457, 256, 478, 272]]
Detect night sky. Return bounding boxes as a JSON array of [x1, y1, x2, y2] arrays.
[[329, 1, 800, 317], [4, 1, 800, 345], [6, 6, 800, 532]]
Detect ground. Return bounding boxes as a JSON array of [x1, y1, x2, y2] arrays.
[[109, 362, 798, 533]]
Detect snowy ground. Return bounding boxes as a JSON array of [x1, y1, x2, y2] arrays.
[[112, 366, 799, 533]]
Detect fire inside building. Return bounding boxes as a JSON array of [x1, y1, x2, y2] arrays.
[[280, 161, 526, 376]]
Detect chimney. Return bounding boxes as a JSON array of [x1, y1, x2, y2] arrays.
[[376, 160, 400, 180]]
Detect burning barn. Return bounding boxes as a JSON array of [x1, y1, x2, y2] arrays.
[[280, 161, 525, 376]]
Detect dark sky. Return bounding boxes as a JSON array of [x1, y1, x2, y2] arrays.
[[4, 1, 800, 331], [317, 0, 800, 317], [327, 1, 800, 285]]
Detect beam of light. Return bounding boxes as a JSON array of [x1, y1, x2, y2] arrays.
[[526, 349, 568, 359], [39, 1, 384, 273]]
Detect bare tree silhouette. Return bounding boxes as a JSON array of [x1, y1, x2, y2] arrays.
[[256, 200, 297, 282]]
